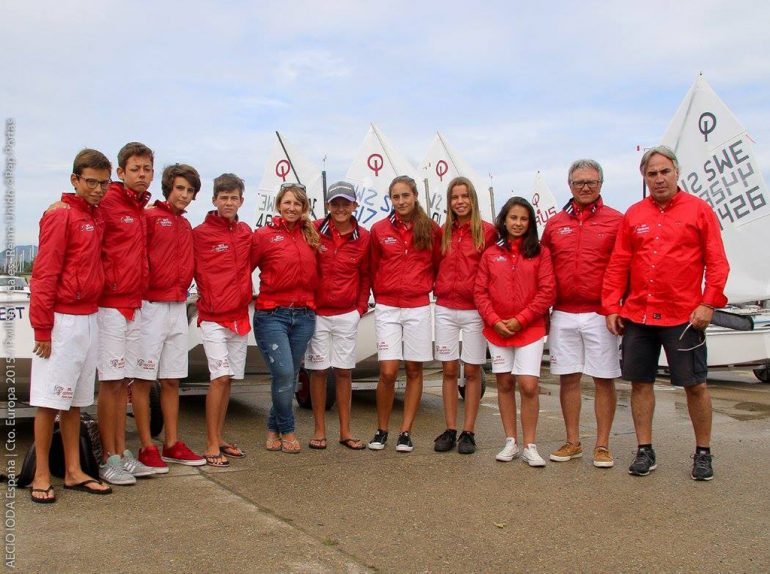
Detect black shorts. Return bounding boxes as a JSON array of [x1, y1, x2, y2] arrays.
[[621, 321, 707, 387]]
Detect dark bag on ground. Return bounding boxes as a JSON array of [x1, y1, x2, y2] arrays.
[[18, 413, 102, 488]]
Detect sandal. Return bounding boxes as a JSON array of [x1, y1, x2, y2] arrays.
[[309, 437, 327, 450], [204, 453, 230, 467], [266, 436, 282, 452], [30, 485, 56, 504], [219, 443, 246, 458], [281, 438, 301, 454], [63, 479, 112, 495], [339, 437, 366, 450]]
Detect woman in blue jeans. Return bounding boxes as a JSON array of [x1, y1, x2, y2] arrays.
[[251, 183, 320, 453]]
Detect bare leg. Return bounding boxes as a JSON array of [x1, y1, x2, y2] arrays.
[[309, 369, 329, 440], [400, 361, 424, 433], [160, 378, 180, 448], [684, 382, 712, 447], [205, 375, 230, 455], [31, 407, 57, 498], [496, 373, 517, 439], [518, 375, 539, 445], [375, 360, 399, 431], [114, 380, 129, 455], [593, 377, 617, 448], [131, 378, 153, 448], [631, 382, 655, 444], [461, 363, 482, 432], [334, 368, 354, 440], [60, 407, 109, 490], [441, 360, 459, 430], [97, 380, 124, 460], [559, 372, 582, 445], [216, 377, 232, 447]]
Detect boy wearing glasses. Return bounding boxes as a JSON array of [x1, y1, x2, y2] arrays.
[[132, 164, 206, 472], [28, 149, 115, 502], [603, 146, 729, 481], [95, 142, 156, 485], [541, 159, 623, 469], [193, 174, 253, 467]]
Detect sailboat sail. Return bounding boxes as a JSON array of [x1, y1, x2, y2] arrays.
[[255, 132, 324, 228], [418, 133, 495, 226], [660, 75, 770, 303], [529, 171, 559, 235], [344, 124, 419, 228]]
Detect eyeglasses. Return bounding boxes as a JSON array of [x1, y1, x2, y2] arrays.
[[677, 323, 706, 352], [279, 182, 306, 191], [570, 180, 602, 189], [74, 175, 111, 190]]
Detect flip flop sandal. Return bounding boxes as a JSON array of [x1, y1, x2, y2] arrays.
[[30, 485, 56, 504], [339, 438, 366, 450], [281, 438, 301, 454], [220, 443, 246, 458], [309, 438, 327, 450], [63, 479, 112, 495], [204, 453, 230, 467], [266, 437, 282, 451]]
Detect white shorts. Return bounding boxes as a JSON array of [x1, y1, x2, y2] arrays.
[[134, 300, 189, 380], [549, 310, 621, 378], [97, 307, 142, 381], [433, 305, 487, 365], [375, 304, 433, 362], [200, 321, 248, 380], [305, 310, 360, 370], [30, 313, 98, 410], [488, 338, 545, 376]]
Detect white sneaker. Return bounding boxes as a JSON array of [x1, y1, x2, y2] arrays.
[[122, 450, 155, 477], [99, 454, 137, 485], [522, 444, 546, 467], [495, 437, 519, 462]]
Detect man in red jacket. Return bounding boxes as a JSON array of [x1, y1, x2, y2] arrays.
[[603, 146, 730, 481], [29, 149, 114, 502], [541, 159, 623, 469], [193, 174, 253, 467], [96, 142, 155, 486], [133, 164, 205, 472]]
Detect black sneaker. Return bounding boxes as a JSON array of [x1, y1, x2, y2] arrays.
[[395, 432, 414, 453], [691, 451, 714, 481], [367, 429, 388, 451], [457, 431, 476, 455], [433, 429, 457, 452], [628, 446, 657, 476]]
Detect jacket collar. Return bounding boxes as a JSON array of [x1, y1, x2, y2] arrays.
[[318, 214, 360, 241]]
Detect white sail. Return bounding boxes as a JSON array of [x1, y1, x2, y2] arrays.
[[660, 75, 770, 303], [344, 124, 419, 228], [255, 133, 324, 228], [529, 171, 560, 235], [418, 132, 495, 225]]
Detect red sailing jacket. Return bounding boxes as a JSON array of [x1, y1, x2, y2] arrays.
[[313, 216, 371, 316], [602, 191, 729, 326], [30, 193, 105, 341], [541, 197, 623, 314], [144, 200, 194, 302], [193, 211, 253, 325], [474, 238, 556, 347], [98, 181, 149, 309], [251, 217, 318, 310], [434, 220, 497, 310], [370, 212, 442, 308]]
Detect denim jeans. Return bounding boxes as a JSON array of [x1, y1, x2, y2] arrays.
[[253, 307, 316, 434]]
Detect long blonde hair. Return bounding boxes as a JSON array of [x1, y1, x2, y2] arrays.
[[276, 185, 320, 249], [441, 176, 485, 255], [389, 175, 434, 250]]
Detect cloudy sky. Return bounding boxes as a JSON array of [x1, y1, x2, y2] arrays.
[[3, 0, 770, 244]]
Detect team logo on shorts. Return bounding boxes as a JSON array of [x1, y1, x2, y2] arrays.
[[136, 358, 156, 371], [492, 355, 505, 365], [212, 243, 229, 252], [435, 345, 450, 356], [121, 216, 135, 225], [81, 223, 95, 232], [306, 353, 325, 363], [377, 341, 389, 351], [109, 357, 126, 369], [158, 218, 173, 227], [53, 385, 74, 399], [635, 223, 650, 235], [214, 359, 229, 369], [271, 235, 285, 243]]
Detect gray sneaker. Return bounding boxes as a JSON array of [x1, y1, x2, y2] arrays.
[[99, 454, 137, 485], [122, 450, 155, 477]]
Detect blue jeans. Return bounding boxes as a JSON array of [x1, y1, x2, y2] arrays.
[[253, 307, 316, 434]]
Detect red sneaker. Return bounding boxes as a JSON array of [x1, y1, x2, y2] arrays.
[[161, 441, 206, 467], [138, 444, 170, 474]]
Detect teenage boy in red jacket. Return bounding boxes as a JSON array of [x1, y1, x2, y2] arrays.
[[193, 174, 253, 467], [96, 142, 154, 486], [29, 149, 114, 502], [132, 164, 205, 472]]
